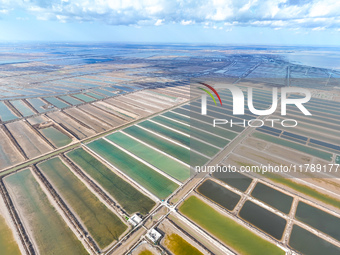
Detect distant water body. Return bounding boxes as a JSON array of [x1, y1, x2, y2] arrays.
[[282, 51, 340, 71]]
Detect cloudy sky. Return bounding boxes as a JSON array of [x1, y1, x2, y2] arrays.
[[0, 0, 339, 45]]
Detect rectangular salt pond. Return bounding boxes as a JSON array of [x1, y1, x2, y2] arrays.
[[289, 225, 340, 255], [0, 128, 24, 169], [150, 116, 231, 147], [0, 101, 18, 122], [106, 132, 190, 182], [40, 127, 72, 148], [59, 95, 82, 105], [179, 196, 284, 255], [26, 98, 51, 113], [102, 87, 118, 92], [252, 132, 332, 161], [66, 148, 156, 215], [161, 114, 240, 138], [239, 200, 286, 240], [10, 100, 35, 117], [171, 107, 244, 133], [295, 201, 340, 242], [86, 92, 104, 99], [161, 111, 190, 124], [0, 210, 21, 255], [44, 97, 70, 109], [164, 233, 203, 255], [38, 157, 128, 249], [4, 169, 88, 255], [137, 120, 219, 157], [93, 88, 116, 97], [72, 93, 96, 102], [87, 139, 179, 199], [113, 85, 133, 92], [6, 121, 52, 158], [124, 125, 208, 166], [197, 179, 240, 211], [251, 182, 293, 214], [47, 111, 96, 139], [212, 171, 252, 192]]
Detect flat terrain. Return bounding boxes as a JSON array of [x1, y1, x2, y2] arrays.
[[79, 104, 126, 126], [6, 121, 52, 158], [179, 196, 285, 255], [66, 148, 156, 215], [39, 126, 72, 148], [65, 108, 111, 133], [87, 139, 179, 199], [0, 206, 21, 255], [4, 169, 88, 255], [106, 132, 190, 182], [164, 233, 203, 255], [1, 44, 340, 255], [38, 157, 128, 249], [47, 111, 96, 139], [0, 128, 24, 169]]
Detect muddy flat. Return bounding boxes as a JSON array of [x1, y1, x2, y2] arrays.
[[4, 169, 88, 255], [47, 111, 96, 139], [0, 200, 21, 255], [0, 127, 24, 170], [104, 98, 152, 117], [116, 96, 161, 112], [93, 101, 137, 120], [79, 104, 126, 126], [65, 108, 111, 133], [38, 157, 128, 249], [6, 121, 52, 159]]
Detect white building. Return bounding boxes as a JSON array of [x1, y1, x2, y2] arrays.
[[146, 228, 162, 244], [128, 214, 142, 227]]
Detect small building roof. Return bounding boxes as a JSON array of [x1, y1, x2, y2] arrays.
[[146, 228, 162, 244], [128, 214, 142, 227]]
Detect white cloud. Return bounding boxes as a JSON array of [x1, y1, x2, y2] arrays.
[[309, 0, 340, 17], [16, 16, 28, 20], [312, 26, 326, 30], [154, 19, 164, 26], [181, 20, 194, 25], [0, 0, 339, 30]]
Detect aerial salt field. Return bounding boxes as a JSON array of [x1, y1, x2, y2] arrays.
[[197, 179, 241, 211], [66, 148, 156, 215], [163, 233, 203, 255], [179, 196, 285, 255], [0, 196, 21, 255], [10, 100, 35, 117], [87, 139, 179, 200], [4, 169, 88, 255], [0, 43, 339, 255], [0, 101, 18, 122], [38, 157, 128, 249], [106, 132, 190, 182], [123, 125, 208, 166], [39, 126, 73, 148]]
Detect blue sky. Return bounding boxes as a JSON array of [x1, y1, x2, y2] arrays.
[[0, 0, 339, 45]]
